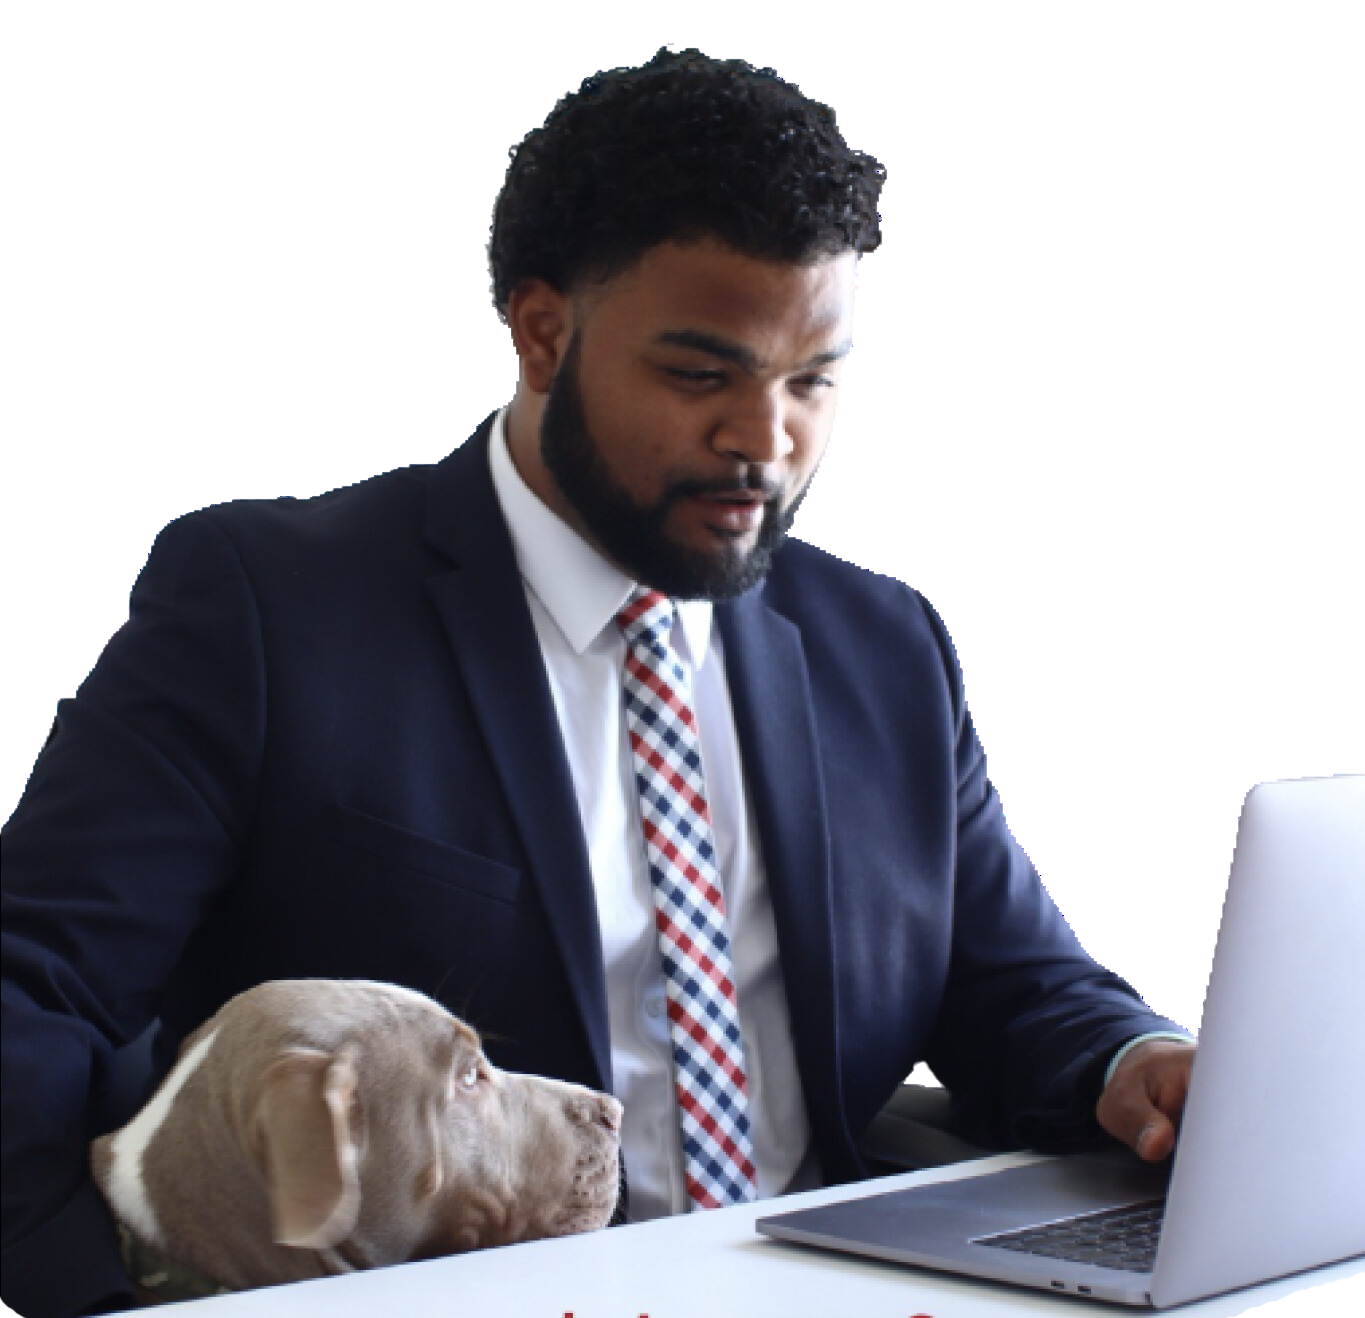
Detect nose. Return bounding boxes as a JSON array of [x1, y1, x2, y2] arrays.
[[595, 1094, 623, 1135], [712, 388, 793, 467], [567, 1089, 623, 1134]]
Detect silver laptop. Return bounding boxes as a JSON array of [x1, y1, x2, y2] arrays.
[[758, 775, 1365, 1307]]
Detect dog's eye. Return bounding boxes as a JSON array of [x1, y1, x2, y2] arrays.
[[457, 1063, 480, 1091]]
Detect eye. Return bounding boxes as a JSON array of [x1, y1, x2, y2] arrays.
[[457, 1062, 480, 1091], [662, 366, 727, 389]]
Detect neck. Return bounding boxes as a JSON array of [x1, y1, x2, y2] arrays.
[[117, 1221, 232, 1303]]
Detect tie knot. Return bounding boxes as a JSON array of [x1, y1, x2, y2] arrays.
[[615, 585, 674, 652]]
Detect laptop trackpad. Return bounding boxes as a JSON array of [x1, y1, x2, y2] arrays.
[[760, 1149, 1172, 1255], [966, 1150, 1172, 1229]]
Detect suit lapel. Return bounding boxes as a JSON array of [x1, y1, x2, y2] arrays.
[[717, 591, 851, 1169], [421, 419, 612, 1091]]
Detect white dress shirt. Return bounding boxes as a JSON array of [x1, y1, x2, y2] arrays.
[[486, 409, 816, 1219]]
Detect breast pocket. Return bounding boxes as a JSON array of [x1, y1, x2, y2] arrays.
[[330, 805, 523, 907]]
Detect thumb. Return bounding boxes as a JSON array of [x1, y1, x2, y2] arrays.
[[1134, 1112, 1177, 1162]]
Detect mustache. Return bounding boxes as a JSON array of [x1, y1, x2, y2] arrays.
[[661, 471, 783, 503]]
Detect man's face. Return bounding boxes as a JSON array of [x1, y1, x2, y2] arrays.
[[538, 240, 857, 599]]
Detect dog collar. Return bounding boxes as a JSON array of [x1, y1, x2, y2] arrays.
[[118, 1222, 233, 1304]]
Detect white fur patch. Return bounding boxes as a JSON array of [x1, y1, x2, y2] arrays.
[[107, 1027, 220, 1249], [353, 980, 441, 1010]]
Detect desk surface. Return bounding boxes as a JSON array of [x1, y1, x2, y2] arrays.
[[158, 1156, 1363, 1318]]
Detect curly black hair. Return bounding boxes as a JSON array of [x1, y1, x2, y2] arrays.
[[488, 49, 885, 318]]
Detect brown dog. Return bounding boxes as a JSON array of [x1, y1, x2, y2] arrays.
[[90, 980, 622, 1296]]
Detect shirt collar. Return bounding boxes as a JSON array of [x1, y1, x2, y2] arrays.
[[486, 408, 713, 664]]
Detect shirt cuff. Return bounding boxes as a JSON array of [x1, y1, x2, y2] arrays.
[[1103, 1032, 1196, 1089]]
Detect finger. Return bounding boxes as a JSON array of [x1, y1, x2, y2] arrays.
[[1136, 1113, 1177, 1162]]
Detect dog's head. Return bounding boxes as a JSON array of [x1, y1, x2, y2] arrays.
[[92, 980, 622, 1290]]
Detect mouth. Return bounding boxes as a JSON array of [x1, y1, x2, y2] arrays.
[[683, 488, 772, 537], [671, 477, 780, 540], [608, 1146, 629, 1227]]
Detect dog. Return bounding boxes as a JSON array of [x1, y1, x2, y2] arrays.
[[90, 979, 622, 1298]]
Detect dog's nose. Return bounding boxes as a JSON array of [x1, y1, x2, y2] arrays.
[[566, 1089, 622, 1133], [597, 1095, 623, 1134]]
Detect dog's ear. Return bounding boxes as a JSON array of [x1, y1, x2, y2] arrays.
[[252, 1044, 363, 1250]]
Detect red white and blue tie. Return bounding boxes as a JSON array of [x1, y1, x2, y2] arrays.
[[616, 585, 759, 1209]]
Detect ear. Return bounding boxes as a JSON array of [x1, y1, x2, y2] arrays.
[[505, 278, 574, 395], [252, 1045, 363, 1250]]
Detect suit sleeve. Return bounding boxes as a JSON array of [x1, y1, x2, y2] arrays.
[[917, 598, 1185, 1151], [1, 511, 265, 1318]]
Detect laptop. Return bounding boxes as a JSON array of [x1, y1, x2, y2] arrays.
[[758, 775, 1365, 1307]]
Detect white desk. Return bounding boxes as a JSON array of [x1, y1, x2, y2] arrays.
[[158, 1156, 1363, 1317]]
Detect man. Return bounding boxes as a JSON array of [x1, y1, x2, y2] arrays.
[[1, 49, 1192, 1318]]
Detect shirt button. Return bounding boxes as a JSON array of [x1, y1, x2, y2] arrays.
[[645, 996, 665, 1019]]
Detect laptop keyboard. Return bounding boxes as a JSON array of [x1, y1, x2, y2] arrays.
[[974, 1198, 1166, 1272]]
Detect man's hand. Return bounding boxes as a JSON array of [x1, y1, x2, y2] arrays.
[[1096, 1039, 1197, 1161]]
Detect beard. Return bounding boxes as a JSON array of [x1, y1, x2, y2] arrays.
[[540, 333, 809, 601]]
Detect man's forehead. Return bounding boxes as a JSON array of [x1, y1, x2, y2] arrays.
[[653, 327, 853, 376], [576, 239, 857, 354], [573, 238, 851, 308]]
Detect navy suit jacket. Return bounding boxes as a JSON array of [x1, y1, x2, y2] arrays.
[[1, 418, 1179, 1316]]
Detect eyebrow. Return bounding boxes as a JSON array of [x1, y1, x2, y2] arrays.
[[654, 329, 852, 374]]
